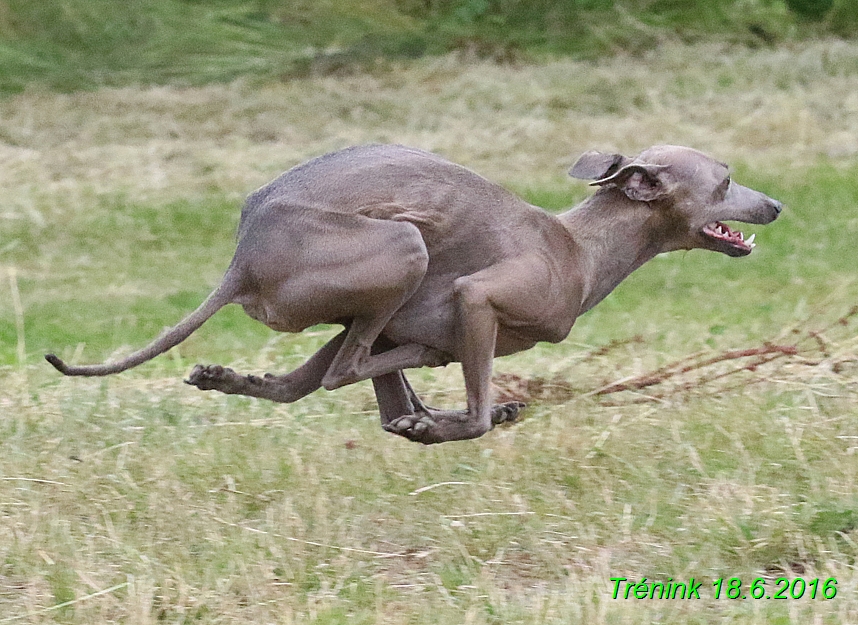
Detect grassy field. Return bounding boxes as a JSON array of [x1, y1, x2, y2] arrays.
[[0, 0, 857, 93], [1, 39, 858, 623]]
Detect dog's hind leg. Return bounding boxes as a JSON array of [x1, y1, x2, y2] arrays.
[[186, 329, 347, 402]]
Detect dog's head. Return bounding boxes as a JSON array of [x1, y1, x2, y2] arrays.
[[569, 145, 782, 257]]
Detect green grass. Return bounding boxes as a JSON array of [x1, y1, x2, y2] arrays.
[[0, 0, 856, 93], [0, 0, 419, 93], [1, 40, 858, 623]]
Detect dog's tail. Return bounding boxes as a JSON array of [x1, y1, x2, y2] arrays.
[[46, 273, 240, 377]]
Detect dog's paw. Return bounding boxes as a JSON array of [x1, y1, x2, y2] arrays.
[[383, 414, 438, 444], [491, 401, 526, 425], [186, 364, 238, 392]]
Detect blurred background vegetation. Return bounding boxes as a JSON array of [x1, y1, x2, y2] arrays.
[[0, 0, 856, 93]]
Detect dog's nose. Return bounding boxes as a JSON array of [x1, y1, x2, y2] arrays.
[[770, 199, 784, 215]]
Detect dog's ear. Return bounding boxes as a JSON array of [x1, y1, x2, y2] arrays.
[[568, 151, 631, 181], [590, 163, 673, 203]]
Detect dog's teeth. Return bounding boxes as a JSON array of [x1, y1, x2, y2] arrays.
[[746, 233, 756, 245]]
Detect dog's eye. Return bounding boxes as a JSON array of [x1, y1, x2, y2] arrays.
[[715, 175, 731, 199]]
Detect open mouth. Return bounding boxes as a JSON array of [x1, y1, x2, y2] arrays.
[[702, 221, 756, 256]]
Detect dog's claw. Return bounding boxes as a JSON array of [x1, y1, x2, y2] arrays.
[[384, 414, 437, 442], [491, 401, 526, 425], [185, 364, 244, 393]]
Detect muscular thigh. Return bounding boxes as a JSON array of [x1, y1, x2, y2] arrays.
[[234, 207, 429, 332]]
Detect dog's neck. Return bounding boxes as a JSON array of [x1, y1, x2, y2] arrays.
[[558, 190, 666, 314]]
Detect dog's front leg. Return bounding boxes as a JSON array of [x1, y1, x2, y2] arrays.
[[400, 371, 525, 425], [384, 264, 530, 444], [373, 369, 524, 439]]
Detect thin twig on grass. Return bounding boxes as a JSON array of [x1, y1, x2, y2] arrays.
[[211, 516, 405, 558], [0, 477, 69, 487], [592, 344, 798, 396], [493, 306, 856, 406], [591, 307, 858, 403], [410, 481, 471, 495], [442, 512, 536, 519], [0, 582, 128, 624]]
